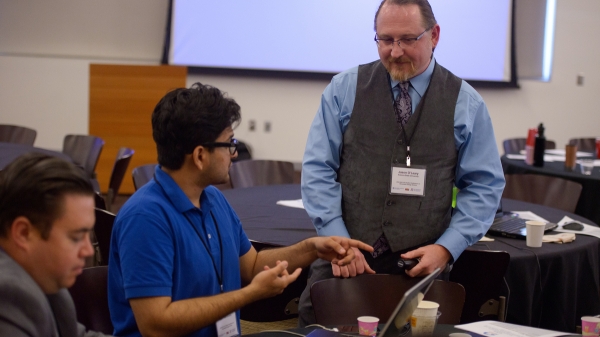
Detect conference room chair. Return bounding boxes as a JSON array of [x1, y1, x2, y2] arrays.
[[68, 266, 113, 334], [503, 138, 556, 155], [93, 208, 116, 266], [0, 124, 37, 145], [229, 159, 295, 189], [503, 174, 582, 213], [449, 249, 510, 323], [310, 274, 465, 326], [232, 140, 252, 162], [62, 134, 104, 179], [568, 137, 597, 152], [106, 147, 134, 212], [239, 240, 308, 322], [132, 163, 157, 191]]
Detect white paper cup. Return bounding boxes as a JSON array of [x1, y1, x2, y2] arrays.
[[526, 221, 545, 248], [449, 334, 472, 337], [410, 311, 441, 336], [413, 301, 440, 317]]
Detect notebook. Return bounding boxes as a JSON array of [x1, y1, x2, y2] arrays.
[[307, 268, 442, 337], [486, 201, 557, 239]]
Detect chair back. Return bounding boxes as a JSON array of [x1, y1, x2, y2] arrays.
[[568, 138, 597, 152], [229, 160, 294, 189], [94, 208, 115, 266], [239, 240, 308, 322], [106, 147, 134, 211], [503, 174, 582, 213], [449, 249, 510, 323], [132, 164, 157, 190], [503, 138, 556, 155], [62, 134, 104, 178], [68, 266, 113, 334], [0, 124, 37, 145], [232, 140, 252, 162], [310, 274, 465, 326]]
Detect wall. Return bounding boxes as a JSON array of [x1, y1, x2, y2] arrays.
[[1, 0, 599, 162]]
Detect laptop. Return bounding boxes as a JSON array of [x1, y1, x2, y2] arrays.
[[307, 268, 442, 337], [486, 200, 557, 239]]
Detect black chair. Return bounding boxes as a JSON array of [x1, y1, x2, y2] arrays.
[[449, 249, 510, 323], [62, 134, 104, 179], [68, 266, 113, 334], [232, 140, 252, 162], [503, 138, 556, 155], [503, 174, 582, 213], [229, 160, 294, 189], [132, 164, 157, 191], [94, 208, 116, 266], [0, 124, 37, 145], [310, 274, 465, 325], [568, 138, 597, 152], [106, 147, 134, 211], [239, 240, 308, 322]]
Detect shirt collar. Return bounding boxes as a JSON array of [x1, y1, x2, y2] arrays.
[[389, 57, 436, 97], [154, 165, 212, 213]]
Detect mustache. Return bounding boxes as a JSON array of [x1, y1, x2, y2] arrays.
[[388, 56, 412, 64]]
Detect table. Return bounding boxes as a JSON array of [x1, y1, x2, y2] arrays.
[[0, 142, 72, 169], [501, 154, 600, 225], [221, 184, 600, 332]]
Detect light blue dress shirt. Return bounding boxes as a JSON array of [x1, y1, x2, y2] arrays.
[[301, 58, 505, 260]]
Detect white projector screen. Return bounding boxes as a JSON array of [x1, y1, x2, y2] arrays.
[[168, 0, 515, 86]]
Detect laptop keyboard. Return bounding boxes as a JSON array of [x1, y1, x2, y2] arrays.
[[491, 217, 527, 233]]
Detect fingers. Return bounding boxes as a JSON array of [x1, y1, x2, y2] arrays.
[[331, 263, 341, 277], [347, 238, 374, 253]]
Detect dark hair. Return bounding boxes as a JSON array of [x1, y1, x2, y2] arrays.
[[374, 0, 437, 32], [0, 153, 94, 239], [152, 82, 242, 170]]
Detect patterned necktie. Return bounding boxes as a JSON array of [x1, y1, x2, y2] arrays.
[[371, 82, 413, 258], [394, 81, 412, 126]]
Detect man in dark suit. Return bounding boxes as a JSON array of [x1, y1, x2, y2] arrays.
[[0, 153, 111, 337]]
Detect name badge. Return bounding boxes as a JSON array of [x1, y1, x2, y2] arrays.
[[216, 312, 239, 337], [390, 165, 426, 196]]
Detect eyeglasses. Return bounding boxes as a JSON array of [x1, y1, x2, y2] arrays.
[[374, 28, 431, 49], [200, 138, 238, 155]]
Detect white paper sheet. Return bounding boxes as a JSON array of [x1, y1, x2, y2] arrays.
[[276, 199, 305, 209], [509, 211, 549, 223], [554, 216, 600, 239], [456, 321, 570, 337], [544, 149, 594, 157]]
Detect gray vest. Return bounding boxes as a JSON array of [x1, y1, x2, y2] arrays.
[[339, 60, 462, 252]]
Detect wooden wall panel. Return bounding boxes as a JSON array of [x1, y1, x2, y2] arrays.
[[89, 64, 187, 195]]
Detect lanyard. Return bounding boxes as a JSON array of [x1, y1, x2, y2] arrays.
[[388, 74, 425, 167], [183, 211, 225, 293], [154, 174, 225, 292]]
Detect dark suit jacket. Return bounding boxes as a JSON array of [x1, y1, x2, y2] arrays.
[[0, 249, 111, 337]]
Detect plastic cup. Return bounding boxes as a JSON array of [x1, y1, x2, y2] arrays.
[[526, 221, 545, 248], [449, 334, 472, 337], [410, 311, 441, 336], [358, 316, 379, 336], [580, 159, 595, 175], [581, 316, 600, 337]]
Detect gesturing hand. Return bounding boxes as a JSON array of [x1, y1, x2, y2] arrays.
[[248, 260, 301, 300], [330, 247, 376, 277]]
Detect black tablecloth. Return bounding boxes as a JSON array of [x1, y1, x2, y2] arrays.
[[244, 324, 492, 337], [0, 142, 72, 169], [501, 155, 600, 225], [222, 184, 600, 332]]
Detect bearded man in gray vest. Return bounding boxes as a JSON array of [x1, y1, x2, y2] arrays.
[[298, 0, 505, 326]]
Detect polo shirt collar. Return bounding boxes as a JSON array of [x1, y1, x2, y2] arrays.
[[389, 57, 436, 97], [154, 165, 213, 213]]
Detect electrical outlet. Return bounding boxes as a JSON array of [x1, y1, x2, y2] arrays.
[[577, 73, 584, 86], [249, 120, 256, 131], [264, 121, 271, 132]]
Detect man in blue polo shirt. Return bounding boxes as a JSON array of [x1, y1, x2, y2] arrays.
[[107, 82, 373, 337]]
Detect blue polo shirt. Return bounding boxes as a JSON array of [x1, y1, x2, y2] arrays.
[[108, 166, 252, 337]]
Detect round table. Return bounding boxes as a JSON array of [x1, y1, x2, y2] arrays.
[[501, 154, 600, 225], [0, 142, 72, 169], [222, 184, 600, 332]]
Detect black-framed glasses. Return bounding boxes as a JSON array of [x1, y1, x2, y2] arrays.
[[200, 138, 238, 155], [374, 27, 431, 49]]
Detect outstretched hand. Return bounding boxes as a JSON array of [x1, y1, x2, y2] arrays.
[[331, 247, 376, 277], [400, 244, 451, 277], [248, 260, 302, 301], [312, 236, 375, 271]]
